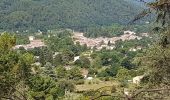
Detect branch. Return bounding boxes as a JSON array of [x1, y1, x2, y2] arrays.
[[132, 88, 170, 98], [12, 95, 23, 100], [1, 96, 14, 100], [91, 94, 125, 100], [91, 88, 170, 100], [9, 85, 27, 100]]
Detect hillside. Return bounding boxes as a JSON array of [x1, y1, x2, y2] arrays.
[[0, 0, 142, 32]]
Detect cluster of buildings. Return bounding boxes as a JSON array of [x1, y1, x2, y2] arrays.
[[13, 36, 46, 50], [72, 31, 145, 50]]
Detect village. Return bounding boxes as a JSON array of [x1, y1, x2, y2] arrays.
[[13, 30, 149, 51], [12, 30, 149, 86], [72, 31, 149, 50], [6, 28, 154, 99]]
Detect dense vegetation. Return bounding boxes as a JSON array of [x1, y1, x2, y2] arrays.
[[0, 0, 142, 32], [0, 0, 170, 100], [84, 23, 154, 38], [0, 28, 154, 99]]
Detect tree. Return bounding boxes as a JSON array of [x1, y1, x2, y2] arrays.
[[80, 56, 91, 68], [136, 0, 170, 85], [58, 79, 75, 92], [91, 56, 102, 68], [55, 66, 67, 79], [116, 67, 131, 82], [130, 0, 170, 99], [53, 54, 62, 66], [42, 62, 57, 80], [74, 56, 91, 68], [121, 57, 134, 70], [105, 65, 120, 77], [0, 32, 16, 53], [0, 33, 34, 99], [39, 47, 53, 65], [67, 67, 83, 80], [28, 76, 64, 100]]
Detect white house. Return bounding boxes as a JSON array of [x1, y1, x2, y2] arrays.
[[74, 56, 80, 62], [53, 52, 60, 58], [129, 48, 137, 52], [133, 75, 145, 84], [29, 36, 35, 41], [32, 62, 41, 66], [124, 30, 136, 35], [124, 88, 130, 96], [48, 35, 51, 38], [87, 77, 93, 80]]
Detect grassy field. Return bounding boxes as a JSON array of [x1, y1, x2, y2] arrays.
[[75, 79, 118, 92]]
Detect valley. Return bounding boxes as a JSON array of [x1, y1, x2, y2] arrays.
[[0, 0, 170, 100]]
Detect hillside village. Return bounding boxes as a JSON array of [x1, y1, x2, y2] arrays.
[[13, 36, 46, 50], [13, 30, 149, 51], [73, 31, 148, 50], [1, 0, 170, 100], [12, 30, 150, 87], [39, 31, 147, 81]]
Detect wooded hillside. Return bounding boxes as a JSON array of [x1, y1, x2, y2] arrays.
[[0, 0, 142, 32]]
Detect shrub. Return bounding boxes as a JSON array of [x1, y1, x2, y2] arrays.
[[119, 81, 128, 88], [75, 79, 85, 85], [111, 85, 117, 93], [104, 77, 110, 81], [88, 81, 92, 84]]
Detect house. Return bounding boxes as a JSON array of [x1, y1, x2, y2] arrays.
[[141, 33, 149, 37], [14, 38, 46, 50], [53, 52, 60, 58], [136, 46, 142, 50], [64, 65, 72, 70], [133, 75, 145, 84], [13, 45, 23, 49], [87, 77, 93, 80], [124, 88, 130, 96], [32, 62, 41, 66], [74, 56, 80, 62], [129, 46, 142, 52], [129, 48, 137, 52], [34, 56, 39, 59], [81, 69, 88, 78], [36, 30, 43, 35], [29, 36, 35, 41], [124, 30, 136, 35]]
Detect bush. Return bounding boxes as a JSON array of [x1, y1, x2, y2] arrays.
[[58, 80, 75, 92], [83, 90, 96, 97], [88, 81, 92, 84], [95, 80, 99, 84], [119, 81, 128, 88], [75, 79, 85, 85], [104, 77, 110, 81], [111, 85, 117, 93]]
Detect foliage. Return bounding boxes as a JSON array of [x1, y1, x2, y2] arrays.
[[116, 67, 131, 82], [15, 34, 30, 45], [0, 33, 33, 99], [28, 76, 64, 99], [67, 67, 83, 80], [0, 0, 141, 32], [84, 24, 124, 38], [74, 56, 91, 68], [55, 66, 67, 79], [58, 79, 75, 92], [39, 47, 53, 65]]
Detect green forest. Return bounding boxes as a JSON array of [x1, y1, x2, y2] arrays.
[[0, 0, 142, 32]]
